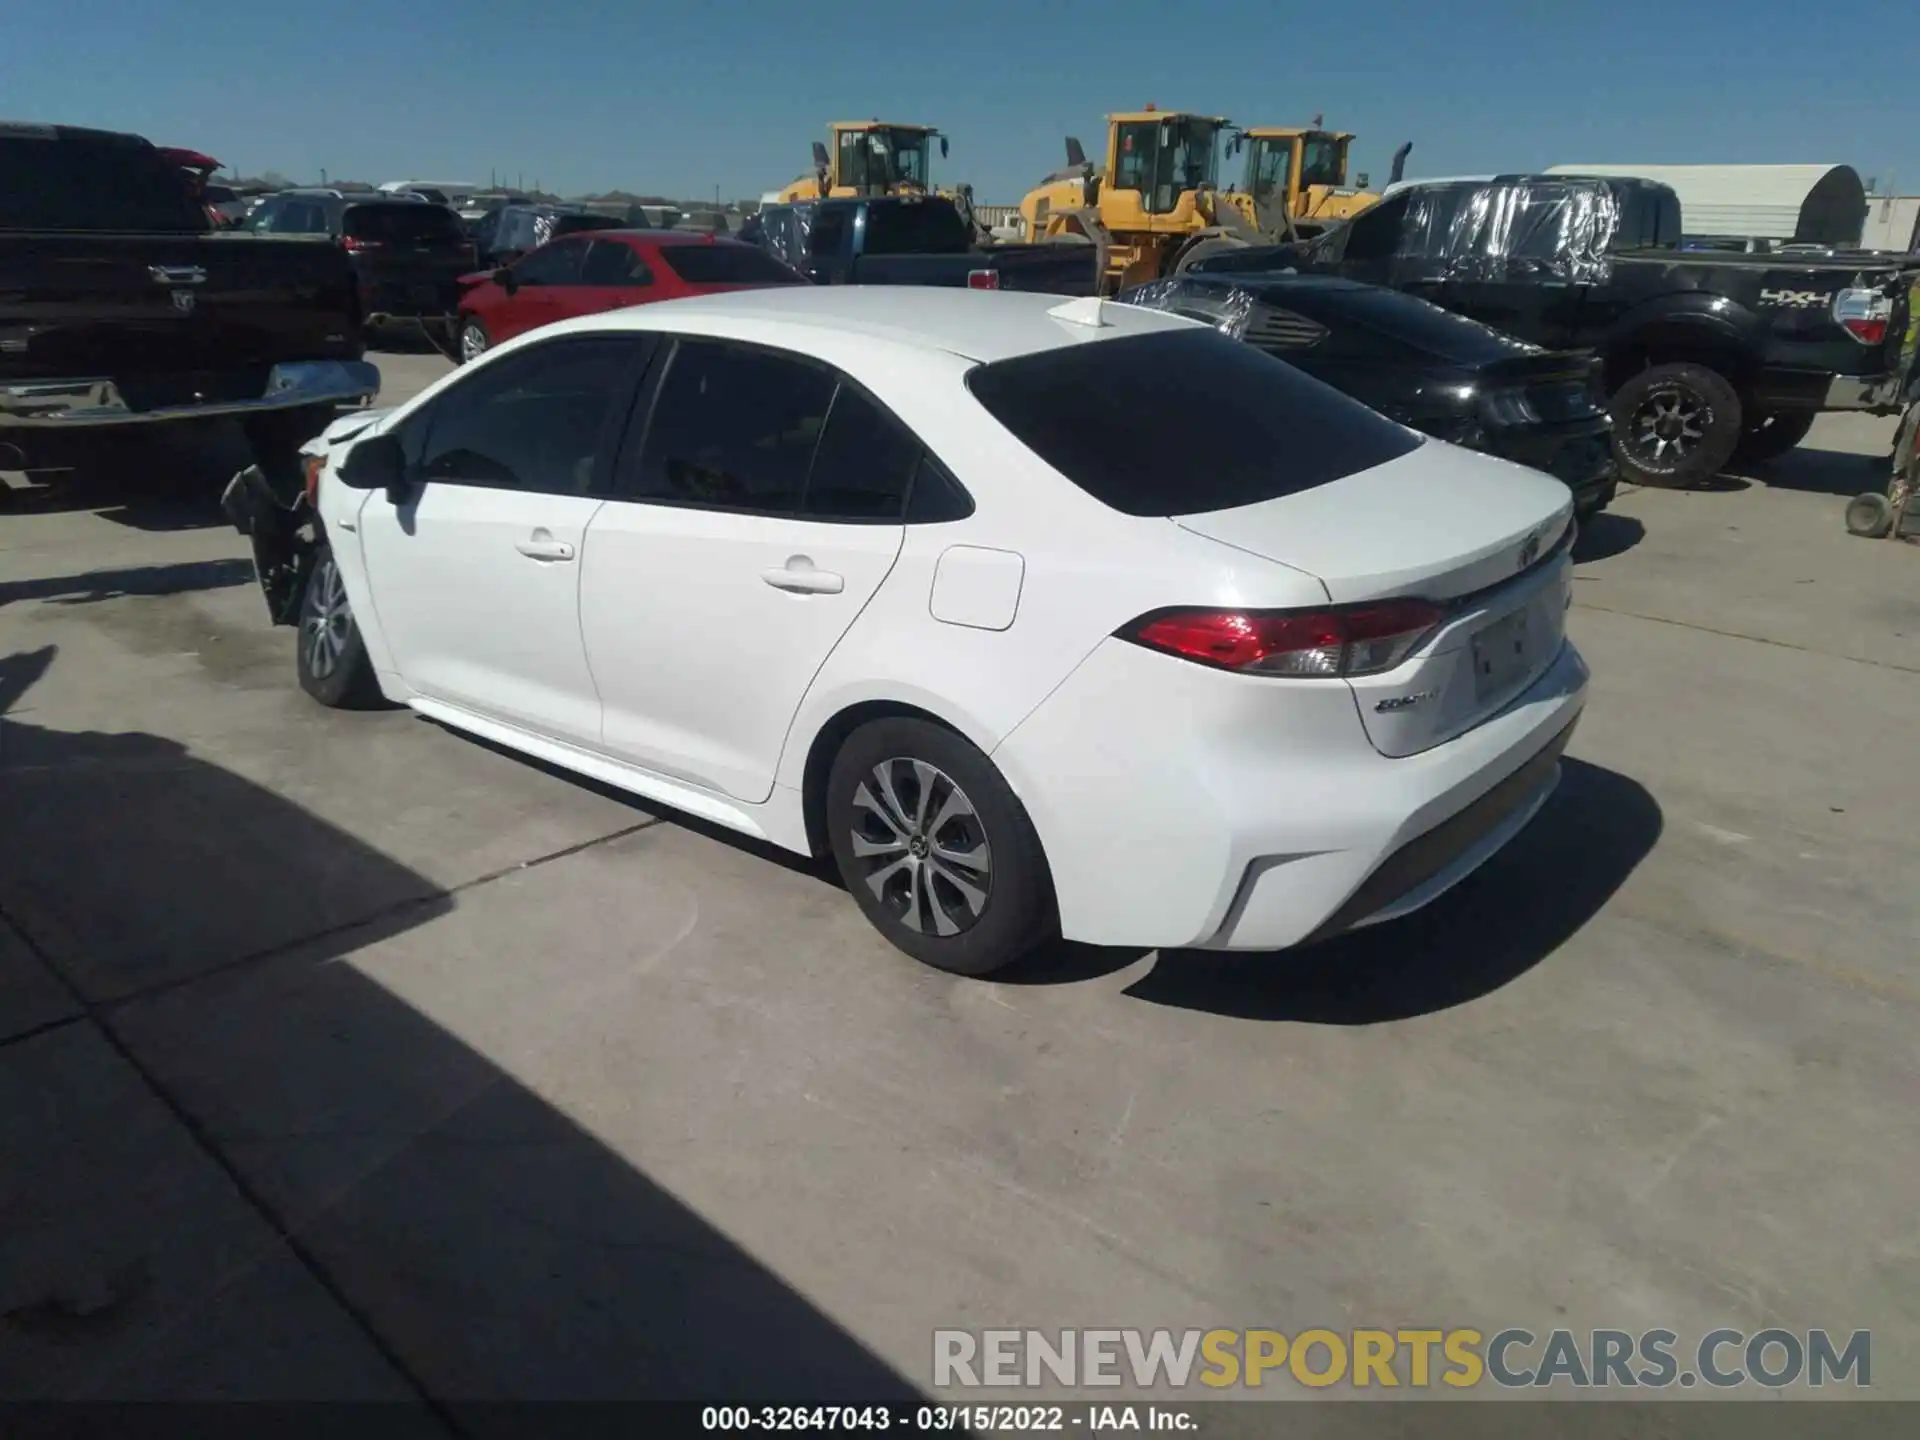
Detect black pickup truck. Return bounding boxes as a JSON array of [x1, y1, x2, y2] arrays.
[[748, 194, 1097, 294], [1193, 175, 1920, 487], [0, 122, 376, 478]]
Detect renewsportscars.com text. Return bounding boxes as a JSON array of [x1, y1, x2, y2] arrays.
[[933, 1327, 1871, 1390]]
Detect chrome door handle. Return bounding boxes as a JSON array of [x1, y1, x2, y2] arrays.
[[761, 560, 844, 594], [515, 538, 575, 561]]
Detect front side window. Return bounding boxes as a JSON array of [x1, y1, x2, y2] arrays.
[[1248, 139, 1293, 207], [1299, 136, 1345, 189], [416, 337, 641, 493], [621, 340, 836, 513], [582, 238, 652, 285], [513, 239, 587, 286], [1113, 122, 1158, 197]]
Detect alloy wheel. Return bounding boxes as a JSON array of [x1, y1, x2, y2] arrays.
[[460, 322, 488, 362], [301, 556, 352, 680], [1628, 383, 1710, 469], [848, 757, 993, 937]]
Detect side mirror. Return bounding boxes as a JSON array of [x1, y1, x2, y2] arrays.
[[493, 265, 517, 291], [939, 136, 949, 159], [1065, 136, 1087, 169], [336, 432, 409, 507], [1356, 172, 1370, 188]]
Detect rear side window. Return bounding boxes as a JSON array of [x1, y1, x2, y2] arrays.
[[966, 329, 1422, 517], [0, 132, 206, 232], [343, 203, 465, 243], [800, 385, 922, 520], [659, 243, 803, 285], [418, 337, 642, 493], [513, 239, 587, 285], [809, 205, 851, 257], [861, 201, 971, 255], [623, 339, 836, 513]]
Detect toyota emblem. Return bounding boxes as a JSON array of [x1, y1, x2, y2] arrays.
[[171, 289, 196, 315]]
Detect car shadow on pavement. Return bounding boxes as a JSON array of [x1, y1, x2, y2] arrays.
[[0, 558, 256, 611], [2, 420, 254, 532], [1571, 512, 1645, 564], [1739, 444, 1886, 498], [0, 643, 919, 1410], [1119, 758, 1662, 1025]]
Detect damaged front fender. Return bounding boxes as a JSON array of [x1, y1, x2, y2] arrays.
[[221, 463, 318, 626]]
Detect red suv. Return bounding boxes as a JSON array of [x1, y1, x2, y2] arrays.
[[454, 231, 806, 362]]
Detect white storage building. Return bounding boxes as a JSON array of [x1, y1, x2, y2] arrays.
[[1544, 164, 1867, 246]]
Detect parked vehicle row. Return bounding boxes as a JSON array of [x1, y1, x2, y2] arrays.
[[224, 288, 1586, 977]]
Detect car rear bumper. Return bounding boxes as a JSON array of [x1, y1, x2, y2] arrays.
[[0, 360, 380, 428], [1822, 370, 1906, 413], [992, 634, 1589, 952]]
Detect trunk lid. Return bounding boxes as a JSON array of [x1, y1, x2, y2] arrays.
[[1175, 438, 1573, 604], [1176, 440, 1576, 758]]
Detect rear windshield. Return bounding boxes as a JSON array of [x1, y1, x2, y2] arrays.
[[0, 131, 206, 232], [966, 328, 1422, 517], [862, 200, 971, 256], [659, 244, 804, 285], [343, 203, 466, 242]]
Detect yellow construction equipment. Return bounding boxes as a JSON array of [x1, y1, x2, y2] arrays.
[[1016, 107, 1276, 295], [774, 121, 950, 203], [1228, 122, 1410, 236]]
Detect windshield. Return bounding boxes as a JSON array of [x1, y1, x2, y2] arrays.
[[1248, 138, 1293, 205], [1299, 134, 1345, 188], [839, 128, 933, 193], [1163, 119, 1220, 195]]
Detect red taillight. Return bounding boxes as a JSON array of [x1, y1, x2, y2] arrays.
[[303, 453, 325, 507], [342, 235, 384, 252], [1833, 286, 1891, 346], [967, 269, 1000, 290], [1123, 600, 1445, 678]]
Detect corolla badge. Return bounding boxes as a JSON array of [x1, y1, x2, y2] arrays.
[[1375, 690, 1437, 713], [1517, 528, 1544, 570]]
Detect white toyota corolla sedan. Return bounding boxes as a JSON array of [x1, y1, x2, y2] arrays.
[[236, 286, 1588, 976]]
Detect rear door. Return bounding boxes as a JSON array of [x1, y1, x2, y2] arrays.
[[578, 338, 913, 800], [352, 334, 648, 744]]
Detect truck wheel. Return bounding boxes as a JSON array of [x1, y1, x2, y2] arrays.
[[1610, 363, 1741, 489], [1734, 411, 1816, 464], [296, 544, 384, 709]]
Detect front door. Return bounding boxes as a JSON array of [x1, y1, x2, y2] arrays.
[[354, 334, 648, 745], [579, 338, 918, 802]]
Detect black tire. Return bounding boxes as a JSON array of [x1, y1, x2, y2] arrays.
[[457, 314, 490, 366], [826, 717, 1055, 976], [1610, 362, 1741, 489], [1734, 410, 1815, 464], [1845, 492, 1894, 539], [295, 543, 385, 708]]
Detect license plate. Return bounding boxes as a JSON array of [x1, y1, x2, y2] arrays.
[[1472, 605, 1535, 701]]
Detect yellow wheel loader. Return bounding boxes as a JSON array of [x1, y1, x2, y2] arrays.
[[1228, 121, 1410, 237], [771, 121, 988, 236], [1016, 108, 1273, 295]]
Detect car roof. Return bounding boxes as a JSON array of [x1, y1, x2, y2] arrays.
[[555, 286, 1196, 363]]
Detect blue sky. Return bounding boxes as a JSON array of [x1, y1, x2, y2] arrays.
[[5, 0, 1915, 203]]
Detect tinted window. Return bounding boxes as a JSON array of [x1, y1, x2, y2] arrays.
[[905, 454, 973, 524], [248, 198, 331, 235], [623, 340, 835, 512], [966, 329, 1422, 517], [659, 243, 804, 285], [808, 205, 851, 258], [861, 201, 971, 256], [0, 131, 207, 232], [801, 386, 922, 520], [418, 337, 639, 493], [582, 238, 652, 285], [1340, 193, 1409, 261], [514, 239, 587, 285], [343, 203, 466, 243]]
